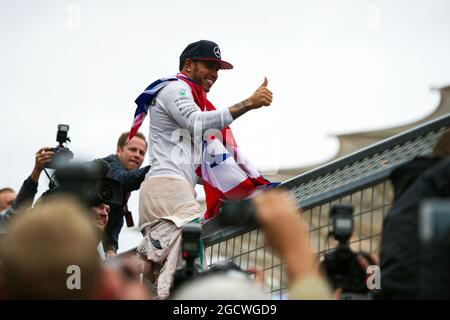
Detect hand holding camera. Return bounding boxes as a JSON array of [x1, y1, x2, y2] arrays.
[[40, 124, 123, 209], [31, 147, 54, 183]]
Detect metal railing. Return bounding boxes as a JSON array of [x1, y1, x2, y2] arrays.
[[201, 113, 450, 299]]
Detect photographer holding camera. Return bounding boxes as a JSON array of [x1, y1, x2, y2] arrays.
[[0, 147, 114, 237], [1, 124, 73, 225], [0, 147, 53, 229], [0, 125, 115, 237]]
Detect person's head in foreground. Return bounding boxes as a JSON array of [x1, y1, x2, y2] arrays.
[[171, 265, 266, 300], [0, 197, 101, 299]]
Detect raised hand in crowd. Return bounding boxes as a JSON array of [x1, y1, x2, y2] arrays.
[[253, 190, 333, 300], [253, 190, 316, 280]]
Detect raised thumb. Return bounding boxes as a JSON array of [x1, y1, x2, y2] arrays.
[[260, 77, 268, 88]]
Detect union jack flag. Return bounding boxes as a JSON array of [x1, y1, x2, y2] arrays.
[[128, 76, 178, 142]]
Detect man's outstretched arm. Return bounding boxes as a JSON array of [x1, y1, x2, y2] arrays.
[[104, 155, 150, 193], [13, 147, 54, 211], [165, 77, 273, 134]]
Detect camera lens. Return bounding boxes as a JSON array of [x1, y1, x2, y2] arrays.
[[99, 185, 113, 200], [94, 177, 122, 206]]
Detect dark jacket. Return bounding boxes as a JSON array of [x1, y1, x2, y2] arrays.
[[101, 154, 150, 253], [378, 156, 450, 299], [13, 176, 39, 211], [1, 176, 39, 232]]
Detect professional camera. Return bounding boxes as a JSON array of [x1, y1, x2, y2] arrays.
[[41, 124, 122, 208], [172, 222, 203, 291], [41, 159, 123, 208], [320, 204, 372, 294], [170, 222, 253, 297], [217, 184, 282, 227], [45, 124, 74, 169], [218, 198, 258, 227]]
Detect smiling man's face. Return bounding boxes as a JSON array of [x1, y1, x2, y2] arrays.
[[187, 59, 219, 93], [116, 136, 147, 171], [91, 203, 110, 231]]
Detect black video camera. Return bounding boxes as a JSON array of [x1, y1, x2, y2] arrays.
[[41, 124, 122, 208], [45, 124, 74, 169], [321, 204, 372, 294], [41, 159, 123, 208]]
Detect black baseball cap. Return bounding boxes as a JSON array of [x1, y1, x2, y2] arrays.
[[179, 40, 233, 70]]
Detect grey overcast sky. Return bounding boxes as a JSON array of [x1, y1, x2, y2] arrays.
[[1, 0, 450, 252]]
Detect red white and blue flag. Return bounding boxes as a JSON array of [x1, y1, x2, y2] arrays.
[[128, 76, 178, 142], [199, 136, 278, 219]]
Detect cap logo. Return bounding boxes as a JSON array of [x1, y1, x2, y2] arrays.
[[213, 46, 221, 59]]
